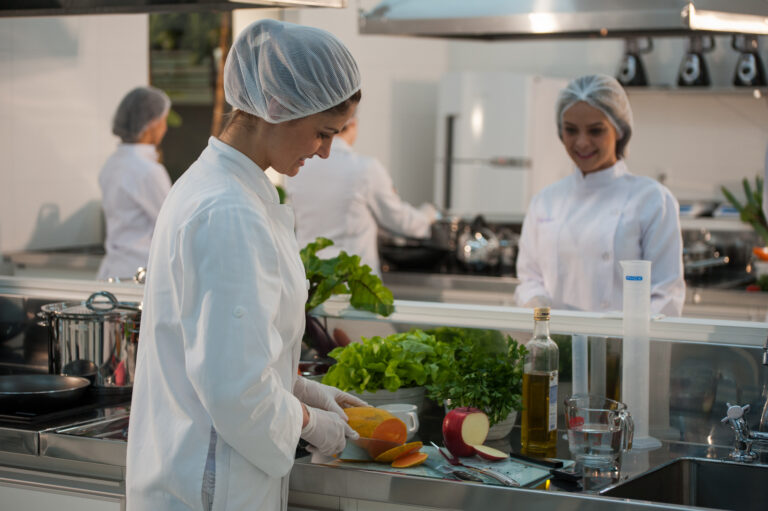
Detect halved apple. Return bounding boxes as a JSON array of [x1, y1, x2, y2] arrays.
[[442, 407, 489, 457], [471, 444, 509, 461]]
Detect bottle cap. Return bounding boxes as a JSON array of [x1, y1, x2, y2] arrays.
[[534, 307, 550, 321]]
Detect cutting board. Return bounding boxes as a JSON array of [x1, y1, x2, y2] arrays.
[[329, 444, 571, 487]]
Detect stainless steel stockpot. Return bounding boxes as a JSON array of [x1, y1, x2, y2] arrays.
[[38, 291, 141, 389]]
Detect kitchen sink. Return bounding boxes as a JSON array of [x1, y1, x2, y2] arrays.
[[601, 457, 768, 510]]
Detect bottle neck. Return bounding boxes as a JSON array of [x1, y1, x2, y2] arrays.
[[533, 318, 551, 339]]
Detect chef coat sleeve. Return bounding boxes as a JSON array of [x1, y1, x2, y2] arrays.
[[122, 162, 172, 222], [641, 188, 686, 317], [178, 204, 303, 478], [514, 196, 551, 306], [365, 158, 432, 238]]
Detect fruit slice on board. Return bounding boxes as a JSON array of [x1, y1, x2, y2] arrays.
[[471, 444, 509, 461], [391, 452, 428, 468], [374, 441, 423, 463], [442, 407, 489, 457]]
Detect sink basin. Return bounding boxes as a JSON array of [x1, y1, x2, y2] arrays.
[[602, 457, 768, 510]]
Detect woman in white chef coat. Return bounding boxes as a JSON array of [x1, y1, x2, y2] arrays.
[[515, 74, 685, 316], [286, 115, 436, 275], [126, 20, 367, 511], [97, 86, 172, 281]]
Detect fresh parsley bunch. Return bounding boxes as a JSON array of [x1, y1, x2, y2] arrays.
[[425, 327, 526, 426], [322, 330, 453, 393]]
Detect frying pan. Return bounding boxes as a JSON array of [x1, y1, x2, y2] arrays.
[[0, 374, 90, 413]]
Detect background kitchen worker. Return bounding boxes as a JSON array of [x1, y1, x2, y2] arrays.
[[97, 86, 172, 281], [126, 20, 367, 511], [285, 115, 437, 275], [515, 74, 685, 316]]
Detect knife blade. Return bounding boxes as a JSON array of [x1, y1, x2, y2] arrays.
[[508, 451, 564, 469]]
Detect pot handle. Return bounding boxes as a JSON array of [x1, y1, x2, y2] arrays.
[[86, 291, 120, 312], [86, 291, 141, 312]]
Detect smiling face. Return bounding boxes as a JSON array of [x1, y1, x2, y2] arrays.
[[264, 106, 357, 177], [561, 101, 618, 175]]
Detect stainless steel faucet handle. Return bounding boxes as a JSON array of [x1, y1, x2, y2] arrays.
[[721, 403, 749, 423]]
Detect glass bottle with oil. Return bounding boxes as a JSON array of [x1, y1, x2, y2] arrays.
[[521, 307, 559, 456]]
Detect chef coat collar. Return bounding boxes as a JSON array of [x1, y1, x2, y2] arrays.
[[207, 136, 280, 204], [573, 159, 628, 189], [117, 143, 158, 161]]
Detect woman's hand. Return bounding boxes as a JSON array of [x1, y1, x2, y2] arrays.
[[294, 377, 369, 420], [300, 405, 359, 456]]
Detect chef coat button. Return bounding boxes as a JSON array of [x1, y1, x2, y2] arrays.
[[233, 306, 246, 318], [602, 252, 610, 261]]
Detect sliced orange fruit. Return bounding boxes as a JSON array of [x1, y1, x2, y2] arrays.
[[374, 441, 423, 463], [391, 452, 428, 468]]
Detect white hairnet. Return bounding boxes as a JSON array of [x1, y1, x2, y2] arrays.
[[556, 74, 633, 158], [112, 86, 171, 143], [224, 19, 361, 123]]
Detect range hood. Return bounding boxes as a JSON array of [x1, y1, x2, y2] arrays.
[[0, 0, 345, 18], [359, 0, 768, 39]]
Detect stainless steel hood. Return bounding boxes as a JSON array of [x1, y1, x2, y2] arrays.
[[359, 0, 768, 39], [0, 0, 345, 18]]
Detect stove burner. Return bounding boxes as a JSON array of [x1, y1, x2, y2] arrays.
[[0, 389, 130, 425]]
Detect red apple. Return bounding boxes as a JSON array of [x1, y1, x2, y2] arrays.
[[442, 407, 489, 457], [471, 444, 509, 461]]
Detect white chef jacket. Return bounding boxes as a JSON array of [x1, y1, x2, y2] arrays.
[[285, 138, 432, 274], [97, 144, 171, 280], [515, 160, 685, 316], [126, 137, 307, 511]]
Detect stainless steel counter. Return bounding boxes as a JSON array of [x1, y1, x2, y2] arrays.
[[1, 398, 762, 511]]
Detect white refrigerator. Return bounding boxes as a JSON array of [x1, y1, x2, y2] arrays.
[[433, 72, 572, 219]]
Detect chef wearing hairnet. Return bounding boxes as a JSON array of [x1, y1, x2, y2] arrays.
[[126, 20, 367, 511], [97, 86, 172, 281], [285, 115, 436, 275], [515, 74, 685, 316]]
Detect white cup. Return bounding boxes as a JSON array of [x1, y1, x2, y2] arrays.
[[379, 403, 420, 441]]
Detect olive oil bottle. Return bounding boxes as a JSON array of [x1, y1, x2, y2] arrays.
[[521, 307, 559, 456]]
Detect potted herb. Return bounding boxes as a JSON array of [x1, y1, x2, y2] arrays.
[[722, 176, 768, 286], [425, 327, 526, 439], [301, 238, 395, 358], [321, 329, 453, 413]]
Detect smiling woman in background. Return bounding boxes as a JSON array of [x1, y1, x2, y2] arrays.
[[514, 74, 685, 316], [126, 20, 367, 511], [97, 86, 172, 281]]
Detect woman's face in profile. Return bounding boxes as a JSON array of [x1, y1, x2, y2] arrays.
[[267, 105, 357, 177], [561, 101, 618, 175]]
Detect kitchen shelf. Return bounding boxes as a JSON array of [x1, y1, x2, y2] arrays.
[[626, 86, 768, 97]]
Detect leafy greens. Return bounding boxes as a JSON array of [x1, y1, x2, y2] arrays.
[[301, 237, 394, 316], [425, 327, 526, 426], [321, 330, 453, 393]]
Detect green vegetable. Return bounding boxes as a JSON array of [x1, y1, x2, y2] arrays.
[[301, 237, 394, 316], [721, 176, 768, 244], [322, 330, 453, 393], [425, 327, 526, 426], [275, 184, 287, 204]]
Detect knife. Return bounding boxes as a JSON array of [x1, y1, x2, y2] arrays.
[[422, 456, 484, 482]]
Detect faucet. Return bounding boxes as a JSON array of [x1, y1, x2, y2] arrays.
[[721, 337, 768, 462], [761, 336, 768, 433]]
